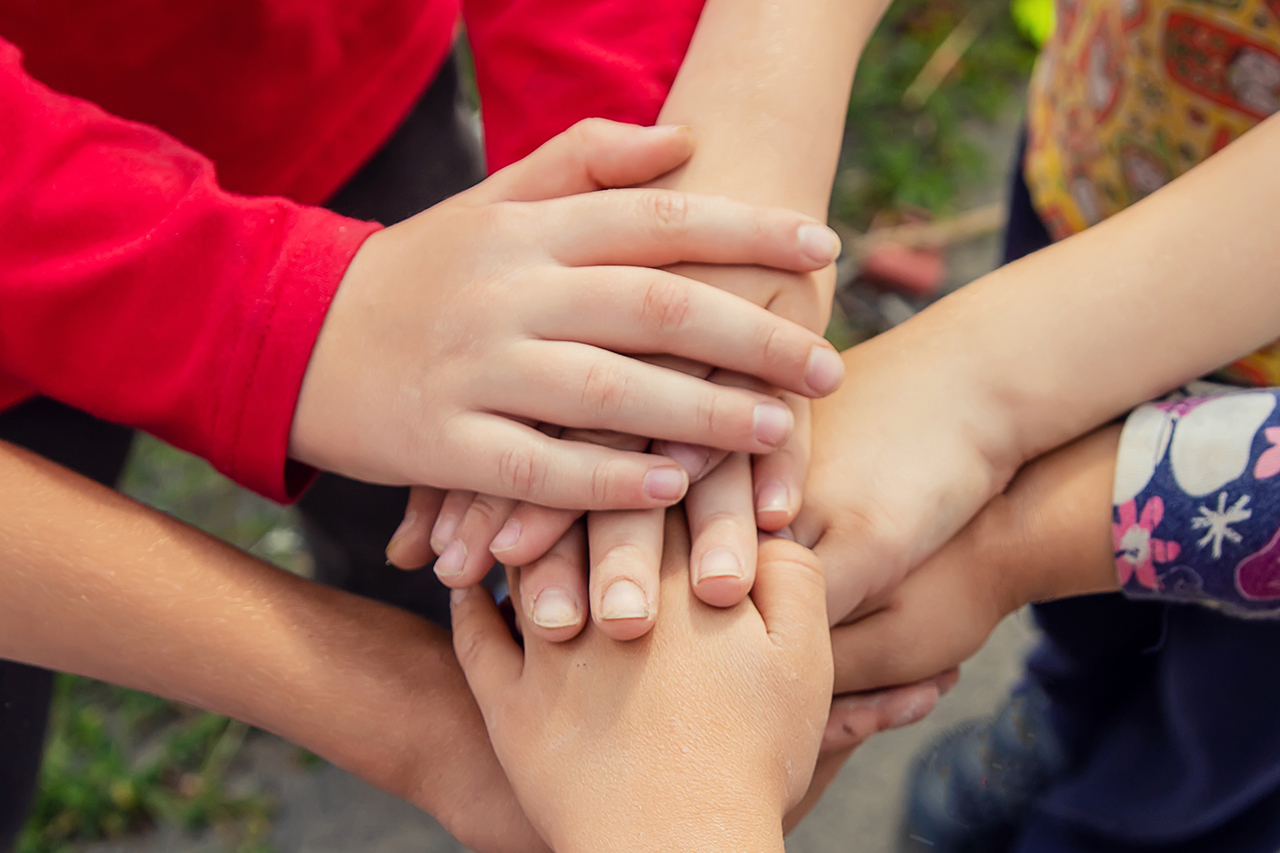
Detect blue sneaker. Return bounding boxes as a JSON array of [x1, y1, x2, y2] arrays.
[[901, 683, 1068, 851]]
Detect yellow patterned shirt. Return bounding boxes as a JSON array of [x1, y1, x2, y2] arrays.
[[1023, 0, 1280, 381]]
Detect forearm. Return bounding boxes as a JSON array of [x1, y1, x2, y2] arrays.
[[0, 442, 481, 817], [655, 0, 883, 218], [652, 0, 886, 329], [948, 114, 1280, 467]]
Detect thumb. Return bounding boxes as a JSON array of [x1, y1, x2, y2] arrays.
[[751, 536, 831, 662], [475, 119, 694, 203], [450, 585, 523, 712]]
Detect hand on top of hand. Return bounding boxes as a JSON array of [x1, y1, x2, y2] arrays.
[[385, 260, 832, 642], [826, 425, 1122, 695], [289, 118, 845, 511], [789, 309, 1024, 627], [450, 515, 833, 853]]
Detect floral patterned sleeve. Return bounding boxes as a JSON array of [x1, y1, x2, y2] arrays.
[[1113, 382, 1280, 618]]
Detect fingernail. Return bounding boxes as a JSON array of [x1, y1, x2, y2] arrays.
[[490, 518, 522, 553], [696, 548, 743, 584], [434, 539, 467, 578], [530, 587, 580, 628], [890, 688, 939, 729], [647, 123, 692, 135], [805, 346, 845, 396], [756, 479, 792, 515], [643, 467, 687, 502], [430, 514, 459, 554], [386, 510, 417, 559], [798, 223, 842, 265], [600, 579, 650, 620], [661, 442, 711, 479], [753, 402, 793, 448]]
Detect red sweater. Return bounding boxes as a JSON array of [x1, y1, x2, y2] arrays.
[[0, 0, 700, 501]]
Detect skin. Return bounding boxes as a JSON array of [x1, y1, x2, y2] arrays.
[[398, 9, 1280, 648], [0, 440, 547, 853], [394, 0, 881, 642], [0, 435, 952, 851], [289, 118, 846, 510], [450, 512, 833, 853], [827, 426, 1123, 694], [506, 517, 962, 831], [793, 112, 1280, 638]]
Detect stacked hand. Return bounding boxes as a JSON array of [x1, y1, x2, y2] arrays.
[[340, 113, 1132, 848], [451, 513, 834, 853], [820, 425, 1122, 695], [290, 119, 845, 509]]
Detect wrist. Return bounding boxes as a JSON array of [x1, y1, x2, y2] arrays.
[[980, 427, 1125, 608], [907, 284, 1045, 485]]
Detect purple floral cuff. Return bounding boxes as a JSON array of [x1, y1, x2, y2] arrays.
[[1113, 382, 1280, 618]]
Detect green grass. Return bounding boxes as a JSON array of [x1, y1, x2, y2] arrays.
[[17, 436, 313, 853], [832, 0, 1038, 225], [16, 678, 274, 853]]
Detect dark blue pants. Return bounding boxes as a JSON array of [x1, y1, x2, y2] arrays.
[[1004, 152, 1280, 853], [0, 53, 484, 851]]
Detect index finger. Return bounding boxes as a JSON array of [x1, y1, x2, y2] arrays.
[[539, 187, 841, 273]]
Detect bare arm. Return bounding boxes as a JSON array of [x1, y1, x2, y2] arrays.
[[0, 441, 543, 853], [960, 113, 1280, 464], [799, 113, 1280, 632], [651, 0, 886, 327], [655, 0, 885, 217]]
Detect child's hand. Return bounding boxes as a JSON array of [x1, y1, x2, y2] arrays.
[[289, 119, 845, 510], [789, 323, 1026, 627], [386, 270, 825, 641], [827, 426, 1122, 695], [450, 515, 833, 853]]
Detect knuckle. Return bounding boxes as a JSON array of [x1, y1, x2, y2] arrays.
[[598, 541, 652, 574], [497, 445, 548, 501], [570, 116, 608, 142], [452, 622, 484, 668], [473, 200, 513, 236], [645, 190, 690, 231], [758, 323, 791, 374], [588, 459, 622, 507], [698, 508, 753, 539], [466, 495, 508, 527], [580, 360, 634, 420], [639, 277, 694, 334], [694, 387, 724, 443]]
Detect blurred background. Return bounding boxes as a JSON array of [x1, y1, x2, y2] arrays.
[[17, 0, 1054, 849]]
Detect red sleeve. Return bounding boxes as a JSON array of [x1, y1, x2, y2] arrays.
[[0, 40, 381, 502], [463, 0, 705, 172]]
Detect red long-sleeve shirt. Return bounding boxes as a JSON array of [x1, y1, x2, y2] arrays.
[[0, 0, 700, 501]]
